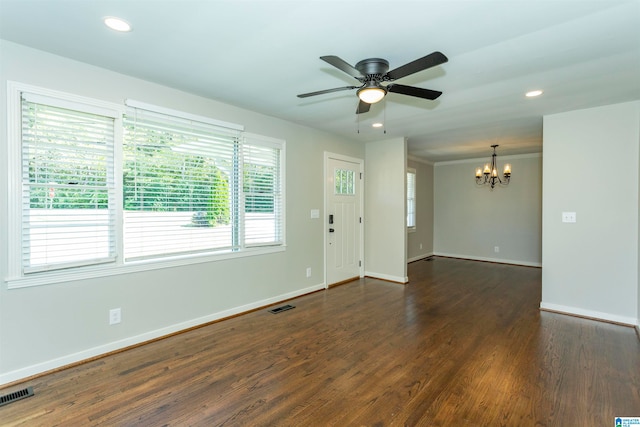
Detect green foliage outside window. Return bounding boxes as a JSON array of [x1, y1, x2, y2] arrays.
[[122, 124, 231, 227], [244, 163, 275, 213]]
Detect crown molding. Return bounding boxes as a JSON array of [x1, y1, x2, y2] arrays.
[[434, 152, 542, 166]]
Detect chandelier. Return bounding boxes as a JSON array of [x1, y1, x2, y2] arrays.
[[475, 145, 511, 189]]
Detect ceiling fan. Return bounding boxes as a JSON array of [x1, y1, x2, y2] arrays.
[[297, 51, 448, 114]]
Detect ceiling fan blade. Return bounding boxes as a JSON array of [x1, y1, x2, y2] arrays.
[[387, 84, 442, 100], [386, 51, 448, 81], [356, 100, 371, 114], [297, 86, 359, 98], [320, 55, 363, 79]]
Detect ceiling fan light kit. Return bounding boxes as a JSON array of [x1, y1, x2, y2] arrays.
[[475, 145, 511, 189], [298, 51, 448, 114], [357, 82, 387, 104]]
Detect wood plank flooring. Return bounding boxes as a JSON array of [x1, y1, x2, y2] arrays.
[[1, 257, 639, 426]]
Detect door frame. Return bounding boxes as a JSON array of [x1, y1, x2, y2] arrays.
[[324, 151, 365, 288]]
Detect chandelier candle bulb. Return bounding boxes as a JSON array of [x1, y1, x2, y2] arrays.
[[504, 164, 512, 176], [483, 164, 491, 174], [476, 168, 482, 178]]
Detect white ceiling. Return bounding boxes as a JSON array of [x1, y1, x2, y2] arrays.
[[1, 0, 639, 161]]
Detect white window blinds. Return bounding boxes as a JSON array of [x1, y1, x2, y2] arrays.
[[21, 95, 117, 273], [123, 107, 241, 261], [243, 137, 284, 247]]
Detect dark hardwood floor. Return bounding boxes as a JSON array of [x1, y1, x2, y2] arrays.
[[1, 257, 639, 426]]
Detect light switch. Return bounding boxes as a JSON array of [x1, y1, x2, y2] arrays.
[[310, 209, 319, 219], [562, 212, 576, 223]]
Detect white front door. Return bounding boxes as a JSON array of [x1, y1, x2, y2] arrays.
[[325, 154, 363, 286]]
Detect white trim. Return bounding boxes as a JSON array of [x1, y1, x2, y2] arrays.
[[434, 152, 542, 166], [540, 302, 638, 326], [6, 82, 23, 282], [9, 81, 125, 116], [125, 99, 244, 131], [325, 152, 364, 166], [364, 271, 408, 284], [408, 252, 434, 263], [22, 92, 121, 118], [433, 252, 542, 267], [0, 281, 325, 386], [6, 246, 286, 289]]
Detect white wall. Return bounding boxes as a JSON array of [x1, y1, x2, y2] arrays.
[[364, 137, 408, 283], [541, 101, 640, 325], [407, 157, 434, 262], [0, 40, 366, 384], [433, 154, 542, 266]]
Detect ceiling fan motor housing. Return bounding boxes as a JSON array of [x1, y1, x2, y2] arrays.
[[355, 58, 389, 81]]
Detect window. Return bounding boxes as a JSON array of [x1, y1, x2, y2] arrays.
[[334, 169, 355, 195], [123, 106, 240, 260], [19, 93, 118, 273], [8, 84, 285, 286], [122, 104, 285, 260], [407, 168, 416, 229], [243, 135, 284, 246]]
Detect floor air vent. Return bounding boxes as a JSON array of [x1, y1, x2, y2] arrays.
[[0, 386, 34, 407], [268, 304, 295, 314]]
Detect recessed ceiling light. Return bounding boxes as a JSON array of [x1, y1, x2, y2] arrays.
[[372, 123, 383, 128], [525, 90, 543, 97], [104, 16, 132, 32]]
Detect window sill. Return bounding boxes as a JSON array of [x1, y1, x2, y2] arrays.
[[5, 245, 286, 290], [407, 227, 417, 233]]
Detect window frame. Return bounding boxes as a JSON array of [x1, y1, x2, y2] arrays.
[[6, 82, 286, 289], [20, 93, 120, 273], [242, 133, 286, 248], [407, 168, 416, 231], [122, 102, 242, 261]]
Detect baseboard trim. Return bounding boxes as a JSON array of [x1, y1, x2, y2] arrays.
[[635, 325, 640, 342], [0, 283, 326, 387], [364, 271, 408, 284], [327, 276, 360, 288], [408, 252, 434, 263], [539, 302, 638, 327], [433, 252, 542, 268]]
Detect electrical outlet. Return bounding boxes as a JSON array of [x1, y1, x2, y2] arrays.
[[306, 267, 311, 278], [109, 308, 121, 325], [494, 246, 500, 253]]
